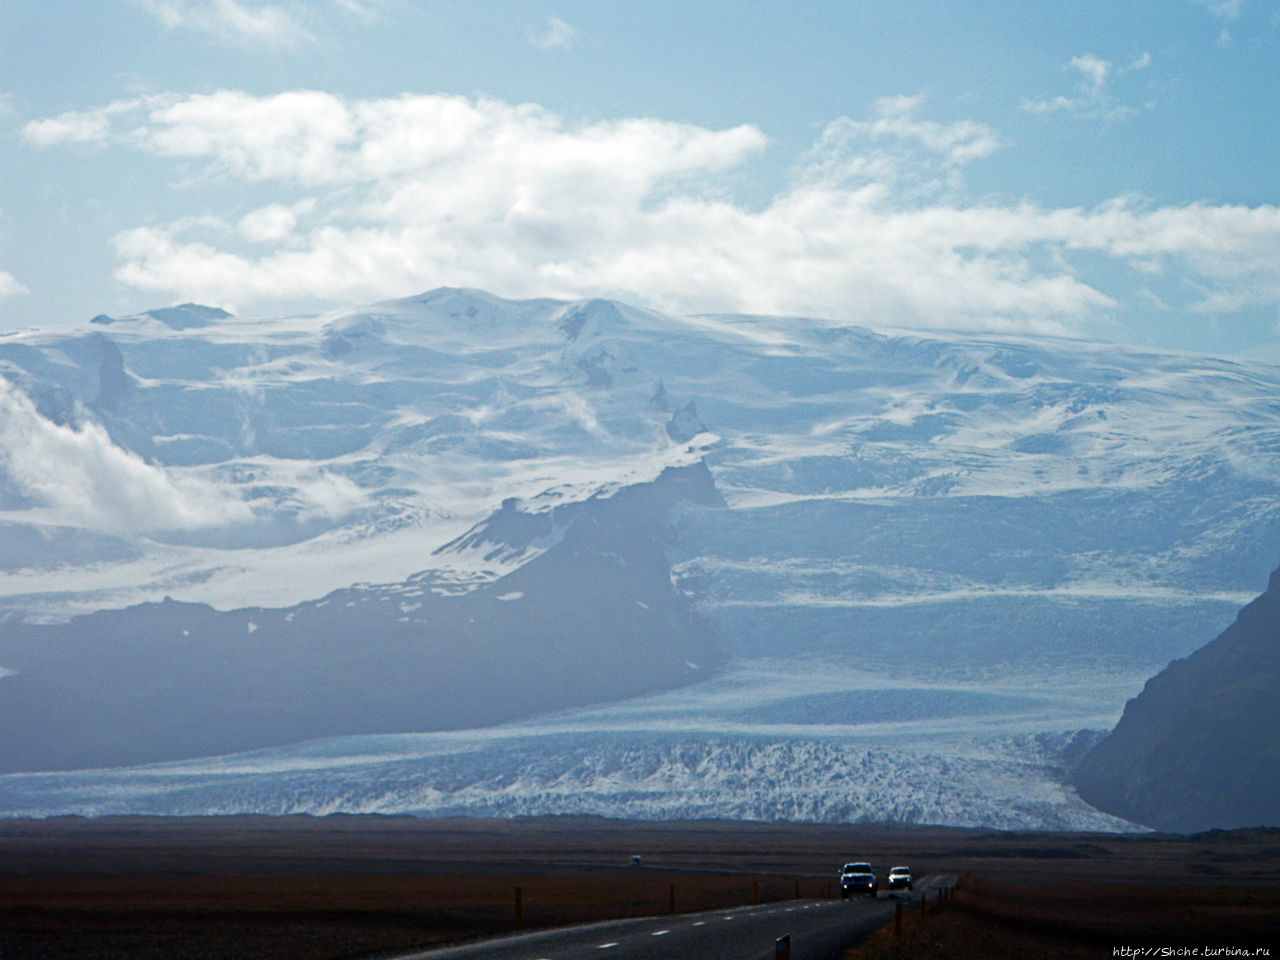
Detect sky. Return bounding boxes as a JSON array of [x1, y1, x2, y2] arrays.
[[1, 0, 1278, 356]]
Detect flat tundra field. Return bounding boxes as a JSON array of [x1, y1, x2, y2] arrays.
[[1, 815, 1277, 959]]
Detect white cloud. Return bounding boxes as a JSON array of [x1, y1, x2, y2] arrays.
[[1070, 53, 1110, 92], [528, 16, 577, 52], [20, 97, 161, 148], [24, 90, 1280, 335], [293, 469, 368, 521], [330, 0, 382, 22], [1196, 0, 1245, 43], [1190, 0, 1246, 43], [1127, 51, 1152, 71], [0, 378, 251, 534], [1023, 53, 1112, 115], [816, 95, 1004, 168], [1197, 0, 1243, 22], [137, 0, 314, 48], [0, 270, 27, 301], [238, 199, 315, 242], [1021, 51, 1150, 118], [23, 108, 115, 146]]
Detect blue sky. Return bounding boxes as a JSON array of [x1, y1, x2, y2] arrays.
[[1, 0, 1278, 356]]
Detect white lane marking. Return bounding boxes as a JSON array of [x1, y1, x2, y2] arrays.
[[651, 929, 670, 936], [596, 943, 618, 949], [692, 921, 706, 926], [721, 915, 735, 921]]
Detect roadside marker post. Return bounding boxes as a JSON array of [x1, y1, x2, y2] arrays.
[[514, 886, 523, 929], [753, 879, 759, 903], [668, 882, 675, 914], [894, 901, 902, 939], [775, 933, 791, 959], [793, 879, 800, 900]]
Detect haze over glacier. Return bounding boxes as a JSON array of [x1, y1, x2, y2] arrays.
[[2, 287, 1279, 829]]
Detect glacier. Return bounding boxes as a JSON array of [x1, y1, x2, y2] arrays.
[[2, 287, 1280, 828]]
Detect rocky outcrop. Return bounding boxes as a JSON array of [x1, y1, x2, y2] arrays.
[[1073, 563, 1280, 832], [92, 303, 232, 330]]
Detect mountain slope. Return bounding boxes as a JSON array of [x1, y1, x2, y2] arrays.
[[0, 462, 721, 772], [1073, 562, 1280, 832]]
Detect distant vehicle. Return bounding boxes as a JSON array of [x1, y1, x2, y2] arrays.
[[839, 861, 877, 898], [886, 866, 913, 890]]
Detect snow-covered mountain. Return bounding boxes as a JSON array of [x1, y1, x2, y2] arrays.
[[2, 287, 1279, 827]]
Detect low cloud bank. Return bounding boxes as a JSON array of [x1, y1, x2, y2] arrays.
[[0, 378, 251, 534]]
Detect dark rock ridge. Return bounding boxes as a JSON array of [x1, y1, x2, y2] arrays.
[[91, 303, 232, 330], [0, 462, 723, 774], [1073, 561, 1280, 832], [665, 400, 706, 443]]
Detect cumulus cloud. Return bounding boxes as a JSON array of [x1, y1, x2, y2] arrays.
[[22, 89, 1280, 334], [0, 378, 251, 534], [238, 199, 315, 242], [23, 107, 118, 146], [528, 16, 577, 51]]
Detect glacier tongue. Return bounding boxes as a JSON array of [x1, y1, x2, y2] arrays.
[[0, 697, 1134, 830], [0, 652, 1148, 829]]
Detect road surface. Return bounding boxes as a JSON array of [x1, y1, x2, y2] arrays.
[[395, 876, 956, 960]]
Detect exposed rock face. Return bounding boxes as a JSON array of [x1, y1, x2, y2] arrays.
[[91, 303, 233, 330], [665, 400, 706, 443], [1074, 563, 1280, 832], [0, 463, 722, 773]]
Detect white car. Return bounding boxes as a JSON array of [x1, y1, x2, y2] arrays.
[[886, 865, 913, 890]]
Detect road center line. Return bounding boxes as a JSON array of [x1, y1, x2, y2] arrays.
[[596, 943, 618, 949], [651, 929, 670, 936]]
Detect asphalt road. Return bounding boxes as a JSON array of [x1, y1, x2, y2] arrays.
[[396, 877, 956, 960]]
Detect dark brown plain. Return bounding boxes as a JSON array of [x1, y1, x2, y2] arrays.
[[2, 815, 1278, 959]]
